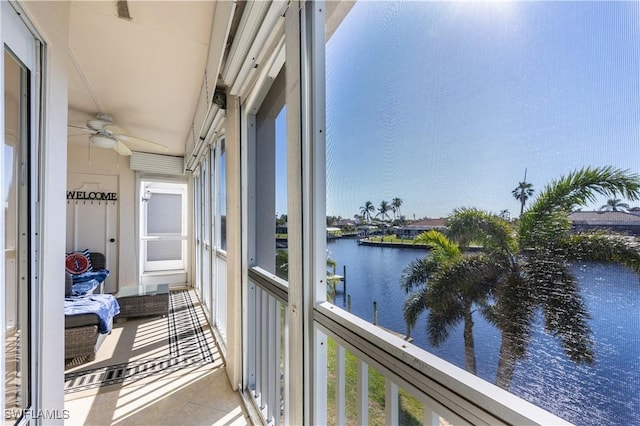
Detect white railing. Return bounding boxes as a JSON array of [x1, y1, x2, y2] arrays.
[[315, 302, 571, 426], [247, 267, 288, 425]]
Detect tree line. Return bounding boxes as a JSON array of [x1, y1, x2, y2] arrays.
[[357, 198, 404, 224]]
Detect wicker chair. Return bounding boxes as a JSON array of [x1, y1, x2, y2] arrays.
[[64, 252, 112, 363]]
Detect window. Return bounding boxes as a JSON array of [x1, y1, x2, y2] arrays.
[[140, 181, 188, 272], [325, 2, 640, 424], [250, 68, 288, 281], [219, 140, 227, 251]]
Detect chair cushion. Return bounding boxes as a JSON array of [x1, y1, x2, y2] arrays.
[[65, 313, 100, 328]]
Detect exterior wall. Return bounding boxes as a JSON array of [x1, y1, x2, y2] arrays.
[[572, 223, 640, 236], [19, 0, 70, 420], [397, 226, 445, 239], [67, 144, 138, 289]]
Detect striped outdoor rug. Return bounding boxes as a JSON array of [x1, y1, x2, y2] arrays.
[[64, 289, 216, 394]]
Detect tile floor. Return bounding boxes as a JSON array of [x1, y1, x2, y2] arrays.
[[64, 296, 252, 426], [65, 365, 250, 425]]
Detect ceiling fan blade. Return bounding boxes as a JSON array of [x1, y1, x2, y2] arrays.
[[115, 141, 132, 156], [68, 124, 93, 132], [103, 124, 125, 135], [116, 135, 169, 152]]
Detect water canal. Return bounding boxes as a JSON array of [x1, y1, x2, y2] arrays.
[[327, 237, 640, 425]]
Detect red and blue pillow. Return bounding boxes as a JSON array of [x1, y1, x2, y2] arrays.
[[65, 249, 93, 275]]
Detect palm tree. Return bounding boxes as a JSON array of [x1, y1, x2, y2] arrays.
[[496, 167, 640, 388], [494, 166, 640, 386], [401, 228, 502, 375], [599, 198, 630, 212], [391, 197, 403, 220], [359, 201, 375, 224], [403, 166, 640, 389], [512, 169, 534, 217], [377, 200, 391, 222]]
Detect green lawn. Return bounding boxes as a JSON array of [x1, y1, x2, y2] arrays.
[[364, 235, 427, 245], [326, 338, 423, 425]]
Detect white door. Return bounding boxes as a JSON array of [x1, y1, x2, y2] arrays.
[[66, 173, 119, 293], [140, 180, 188, 274]]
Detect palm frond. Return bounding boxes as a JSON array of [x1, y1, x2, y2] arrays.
[[403, 286, 429, 329], [399, 257, 440, 293], [491, 270, 535, 359], [446, 207, 515, 253], [415, 230, 461, 261], [531, 259, 595, 365], [426, 304, 464, 347], [518, 210, 572, 249], [562, 232, 640, 273], [526, 166, 640, 219], [520, 166, 640, 248], [427, 255, 502, 300]]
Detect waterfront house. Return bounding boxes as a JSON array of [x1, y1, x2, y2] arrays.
[[1, 1, 571, 425], [629, 207, 640, 216], [397, 217, 447, 239], [569, 211, 640, 236]]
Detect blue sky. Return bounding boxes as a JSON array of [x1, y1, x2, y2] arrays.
[[321, 1, 640, 220]]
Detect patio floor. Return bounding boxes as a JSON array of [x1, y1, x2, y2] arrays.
[[64, 290, 251, 425]]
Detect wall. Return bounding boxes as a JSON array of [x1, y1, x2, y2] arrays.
[[67, 143, 138, 289]]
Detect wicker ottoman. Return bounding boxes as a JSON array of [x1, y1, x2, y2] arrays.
[[116, 284, 169, 318]]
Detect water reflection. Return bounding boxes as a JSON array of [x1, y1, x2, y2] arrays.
[[328, 238, 640, 425]]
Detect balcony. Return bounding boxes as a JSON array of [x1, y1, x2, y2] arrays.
[[63, 290, 251, 426], [244, 269, 569, 425]]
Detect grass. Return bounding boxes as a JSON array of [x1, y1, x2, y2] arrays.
[[326, 337, 423, 425], [363, 235, 427, 245]]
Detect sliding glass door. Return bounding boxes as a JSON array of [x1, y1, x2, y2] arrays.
[[2, 2, 39, 423]]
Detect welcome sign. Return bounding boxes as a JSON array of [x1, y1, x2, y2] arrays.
[[67, 191, 118, 201]]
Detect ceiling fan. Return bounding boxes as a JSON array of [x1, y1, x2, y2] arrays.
[[68, 113, 168, 156]]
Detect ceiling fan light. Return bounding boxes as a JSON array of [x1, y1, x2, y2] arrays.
[[90, 134, 117, 148], [86, 118, 111, 130]]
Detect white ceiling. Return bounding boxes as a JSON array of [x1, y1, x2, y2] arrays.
[[67, 1, 218, 157]]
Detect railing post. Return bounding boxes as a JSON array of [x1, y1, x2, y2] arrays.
[[385, 378, 399, 426], [343, 265, 347, 295], [373, 301, 378, 325], [336, 344, 346, 425], [357, 359, 369, 425], [424, 405, 440, 426]]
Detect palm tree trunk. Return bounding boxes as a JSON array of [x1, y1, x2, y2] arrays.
[[495, 335, 516, 389], [463, 305, 477, 375]]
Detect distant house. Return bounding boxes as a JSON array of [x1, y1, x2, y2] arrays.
[[335, 219, 357, 229], [628, 207, 640, 216], [397, 218, 446, 239], [569, 211, 640, 236]]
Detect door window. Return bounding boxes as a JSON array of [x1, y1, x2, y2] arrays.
[[140, 181, 188, 272]]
